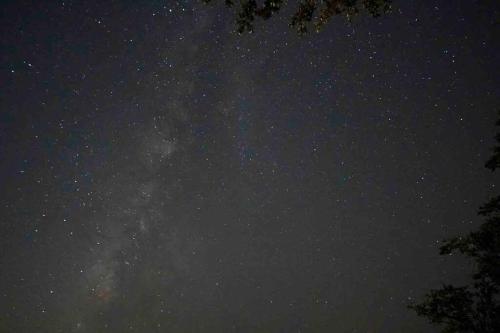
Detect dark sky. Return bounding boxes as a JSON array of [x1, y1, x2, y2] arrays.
[[1, 1, 499, 332]]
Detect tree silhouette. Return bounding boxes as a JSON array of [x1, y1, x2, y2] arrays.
[[485, 116, 500, 171], [409, 112, 500, 332], [203, 0, 392, 34]]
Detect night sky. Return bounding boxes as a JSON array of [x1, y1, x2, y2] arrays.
[[1, 1, 499, 332]]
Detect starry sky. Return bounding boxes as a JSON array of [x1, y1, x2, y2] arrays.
[[1, 1, 499, 332]]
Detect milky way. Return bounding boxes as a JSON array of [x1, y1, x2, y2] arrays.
[[1, 1, 499, 332]]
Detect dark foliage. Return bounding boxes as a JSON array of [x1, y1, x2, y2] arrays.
[[409, 114, 500, 332], [203, 0, 391, 34], [485, 112, 500, 171]]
